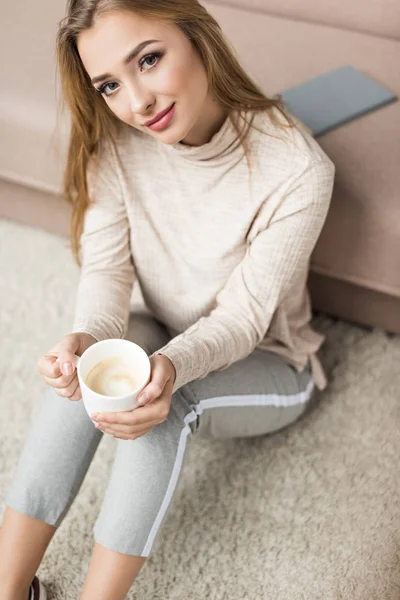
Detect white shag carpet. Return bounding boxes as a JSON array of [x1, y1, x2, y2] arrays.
[[0, 218, 399, 600]]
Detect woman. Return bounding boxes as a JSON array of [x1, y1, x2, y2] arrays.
[[0, 0, 335, 598]]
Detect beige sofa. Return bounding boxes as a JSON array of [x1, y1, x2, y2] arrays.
[[1, 0, 399, 332]]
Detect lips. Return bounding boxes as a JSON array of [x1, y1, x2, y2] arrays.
[[144, 103, 175, 126]]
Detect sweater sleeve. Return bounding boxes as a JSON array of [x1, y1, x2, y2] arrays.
[[71, 144, 136, 342], [155, 158, 335, 394]]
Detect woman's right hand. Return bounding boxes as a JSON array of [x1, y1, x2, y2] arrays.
[[37, 332, 97, 401]]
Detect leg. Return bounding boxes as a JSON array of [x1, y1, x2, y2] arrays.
[[0, 369, 104, 596], [78, 348, 315, 599], [187, 349, 316, 440], [79, 313, 199, 598], [79, 391, 197, 598], [77, 321, 315, 599], [81, 314, 203, 600], [80, 543, 146, 600], [0, 509, 56, 600]]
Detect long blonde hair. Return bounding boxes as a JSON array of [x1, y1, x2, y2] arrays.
[[56, 0, 292, 265]]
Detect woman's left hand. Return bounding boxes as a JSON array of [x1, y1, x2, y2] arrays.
[[92, 353, 176, 441]]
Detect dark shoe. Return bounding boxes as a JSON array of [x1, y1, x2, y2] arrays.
[[28, 576, 47, 600]]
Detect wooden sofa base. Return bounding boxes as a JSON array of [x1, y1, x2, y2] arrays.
[[0, 177, 70, 237], [308, 272, 400, 335]]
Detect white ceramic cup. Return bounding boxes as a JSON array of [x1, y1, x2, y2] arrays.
[[73, 339, 151, 421]]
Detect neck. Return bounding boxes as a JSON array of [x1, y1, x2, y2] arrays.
[[179, 96, 228, 147]]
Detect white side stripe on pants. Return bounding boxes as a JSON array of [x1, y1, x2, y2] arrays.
[[141, 377, 315, 555]]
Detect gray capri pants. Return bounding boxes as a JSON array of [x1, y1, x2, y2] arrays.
[[6, 311, 317, 557]]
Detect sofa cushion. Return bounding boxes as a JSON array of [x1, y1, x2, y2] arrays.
[[203, 1, 400, 298], [0, 0, 68, 194], [206, 0, 400, 41]]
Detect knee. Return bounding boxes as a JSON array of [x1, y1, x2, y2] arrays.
[[125, 312, 171, 356], [6, 468, 70, 527]]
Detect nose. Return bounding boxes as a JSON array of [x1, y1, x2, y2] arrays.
[[126, 80, 154, 115]]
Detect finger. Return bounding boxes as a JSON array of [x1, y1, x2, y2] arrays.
[[95, 418, 160, 435], [109, 431, 131, 440], [138, 381, 164, 406], [69, 382, 82, 401], [92, 397, 169, 426], [99, 426, 131, 439], [54, 378, 81, 400], [37, 354, 63, 379], [42, 371, 78, 390], [138, 359, 170, 405], [42, 371, 77, 389], [58, 344, 79, 377], [102, 426, 153, 440]]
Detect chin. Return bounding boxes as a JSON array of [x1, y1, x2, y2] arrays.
[[152, 127, 188, 145], [127, 116, 188, 144], [164, 134, 186, 145]]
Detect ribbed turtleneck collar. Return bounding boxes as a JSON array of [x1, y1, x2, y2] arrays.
[[161, 110, 247, 164]]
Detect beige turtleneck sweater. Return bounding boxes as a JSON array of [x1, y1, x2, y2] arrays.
[[72, 108, 335, 394]]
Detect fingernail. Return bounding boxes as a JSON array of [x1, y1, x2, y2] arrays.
[[63, 362, 72, 376]]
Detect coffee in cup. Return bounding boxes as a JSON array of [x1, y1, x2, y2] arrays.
[[85, 356, 138, 397]]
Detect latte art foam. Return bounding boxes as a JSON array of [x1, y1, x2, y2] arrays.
[[85, 356, 138, 397]]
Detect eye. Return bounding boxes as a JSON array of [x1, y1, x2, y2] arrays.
[[94, 51, 163, 98], [139, 51, 163, 72], [95, 81, 119, 97]]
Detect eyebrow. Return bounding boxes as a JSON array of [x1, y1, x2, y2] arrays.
[[90, 39, 161, 85]]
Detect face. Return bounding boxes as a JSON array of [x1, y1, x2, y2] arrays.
[[77, 10, 227, 146]]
